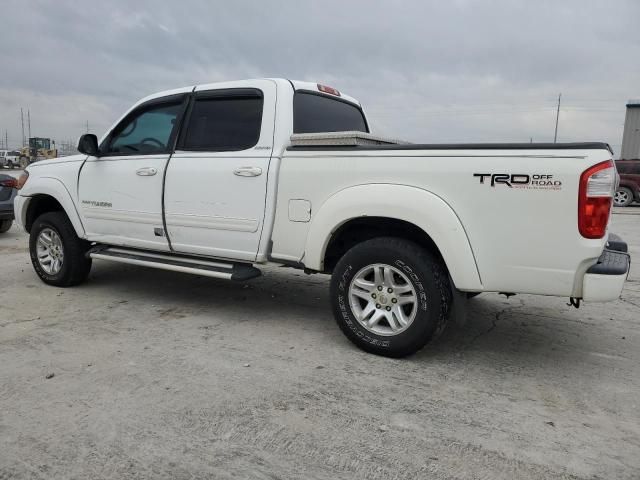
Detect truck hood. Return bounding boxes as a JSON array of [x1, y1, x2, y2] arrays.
[[26, 154, 87, 170]]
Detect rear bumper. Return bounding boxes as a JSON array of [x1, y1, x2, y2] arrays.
[[581, 235, 630, 302]]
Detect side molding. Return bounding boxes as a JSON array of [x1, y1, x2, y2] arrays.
[[303, 184, 483, 291], [19, 177, 86, 237]]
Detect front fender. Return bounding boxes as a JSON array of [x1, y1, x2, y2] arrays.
[[303, 184, 483, 291], [18, 177, 85, 237]]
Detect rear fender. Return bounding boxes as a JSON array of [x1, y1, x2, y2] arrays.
[[303, 184, 483, 291]]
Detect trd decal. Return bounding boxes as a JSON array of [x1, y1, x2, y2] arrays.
[[473, 173, 562, 190]]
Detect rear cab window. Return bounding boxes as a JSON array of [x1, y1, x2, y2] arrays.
[[293, 91, 368, 134]]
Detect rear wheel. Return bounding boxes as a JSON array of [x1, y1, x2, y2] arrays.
[[614, 187, 634, 207], [0, 219, 12, 233], [19, 156, 29, 169], [330, 237, 451, 357], [29, 212, 92, 287]]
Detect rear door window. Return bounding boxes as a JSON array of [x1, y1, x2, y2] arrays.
[[180, 91, 263, 152], [293, 91, 368, 134]]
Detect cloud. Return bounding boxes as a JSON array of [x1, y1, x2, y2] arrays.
[[0, 0, 638, 154]]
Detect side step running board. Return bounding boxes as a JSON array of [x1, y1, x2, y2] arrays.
[[88, 246, 261, 281]]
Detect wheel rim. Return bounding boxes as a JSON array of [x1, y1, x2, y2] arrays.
[[348, 263, 418, 336], [36, 227, 64, 275], [614, 190, 630, 206]]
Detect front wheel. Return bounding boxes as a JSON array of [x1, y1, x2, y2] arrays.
[[330, 237, 451, 357], [29, 212, 92, 287], [0, 219, 12, 233]]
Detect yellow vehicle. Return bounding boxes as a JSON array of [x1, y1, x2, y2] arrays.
[[18, 137, 57, 168]]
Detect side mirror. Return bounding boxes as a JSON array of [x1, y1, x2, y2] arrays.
[[77, 134, 100, 156]]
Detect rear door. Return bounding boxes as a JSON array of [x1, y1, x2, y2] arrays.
[[78, 93, 188, 250], [164, 80, 276, 261]]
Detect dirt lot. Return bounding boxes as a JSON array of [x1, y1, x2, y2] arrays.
[[1, 209, 639, 480]]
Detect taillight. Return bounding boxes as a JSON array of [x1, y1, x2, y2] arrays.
[[0, 177, 17, 188], [15, 171, 29, 190], [578, 160, 615, 239]]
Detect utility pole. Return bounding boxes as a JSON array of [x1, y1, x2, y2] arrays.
[[85, 120, 89, 133], [27, 109, 31, 141], [5, 130, 7, 150], [553, 93, 561, 143], [21, 108, 25, 147]]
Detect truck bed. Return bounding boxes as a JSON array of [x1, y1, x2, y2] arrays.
[[273, 141, 614, 297]]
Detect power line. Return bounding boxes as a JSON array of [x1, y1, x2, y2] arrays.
[[554, 93, 561, 143], [20, 108, 25, 147]]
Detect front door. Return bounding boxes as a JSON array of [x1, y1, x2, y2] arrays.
[[78, 93, 188, 251], [164, 80, 276, 261]]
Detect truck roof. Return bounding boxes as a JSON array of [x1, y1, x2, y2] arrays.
[[136, 78, 362, 108]]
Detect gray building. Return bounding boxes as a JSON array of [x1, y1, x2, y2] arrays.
[[620, 100, 640, 159]]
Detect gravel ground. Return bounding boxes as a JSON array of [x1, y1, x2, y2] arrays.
[[0, 210, 639, 479]]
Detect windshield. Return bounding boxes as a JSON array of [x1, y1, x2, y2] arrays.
[[29, 138, 51, 149]]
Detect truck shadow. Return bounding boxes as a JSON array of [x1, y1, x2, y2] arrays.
[[85, 261, 334, 326], [83, 261, 623, 369], [418, 294, 628, 369]]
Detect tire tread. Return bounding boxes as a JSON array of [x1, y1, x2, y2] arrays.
[[30, 211, 91, 287], [331, 237, 451, 357]]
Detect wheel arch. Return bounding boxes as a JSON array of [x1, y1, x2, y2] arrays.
[[303, 184, 483, 291], [20, 178, 85, 237], [323, 216, 443, 270]]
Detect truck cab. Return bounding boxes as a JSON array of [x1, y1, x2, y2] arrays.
[[66, 79, 365, 261]]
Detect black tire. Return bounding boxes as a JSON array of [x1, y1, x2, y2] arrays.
[[0, 219, 12, 233], [29, 211, 92, 287], [19, 156, 29, 169], [330, 237, 451, 358], [614, 187, 634, 207]]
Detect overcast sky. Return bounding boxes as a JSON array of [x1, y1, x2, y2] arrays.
[[1, 0, 638, 154]]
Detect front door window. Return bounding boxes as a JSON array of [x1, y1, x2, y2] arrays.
[[106, 103, 182, 155]]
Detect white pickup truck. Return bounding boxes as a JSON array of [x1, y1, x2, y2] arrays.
[[14, 78, 630, 357]]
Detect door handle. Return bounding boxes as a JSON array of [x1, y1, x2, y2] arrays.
[[136, 167, 157, 176], [233, 166, 263, 177]]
